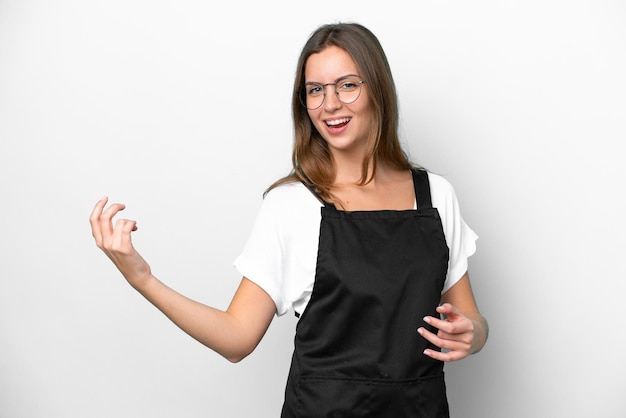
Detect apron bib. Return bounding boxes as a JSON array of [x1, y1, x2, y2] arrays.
[[281, 169, 450, 417]]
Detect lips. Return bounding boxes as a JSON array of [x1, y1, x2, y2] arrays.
[[326, 117, 351, 129]]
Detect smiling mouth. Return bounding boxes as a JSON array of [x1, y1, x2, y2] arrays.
[[326, 117, 351, 129]]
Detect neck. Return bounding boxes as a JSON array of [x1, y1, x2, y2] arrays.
[[332, 153, 374, 186]]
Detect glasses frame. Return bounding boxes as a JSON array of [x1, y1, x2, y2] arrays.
[[300, 76, 366, 110]]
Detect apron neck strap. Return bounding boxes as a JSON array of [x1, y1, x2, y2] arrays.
[[412, 169, 433, 210]]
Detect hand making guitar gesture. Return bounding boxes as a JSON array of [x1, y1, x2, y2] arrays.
[[89, 197, 152, 289]]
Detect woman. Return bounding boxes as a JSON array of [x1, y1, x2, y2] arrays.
[[90, 22, 488, 417]]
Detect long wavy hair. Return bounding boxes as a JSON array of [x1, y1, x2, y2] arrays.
[[266, 23, 413, 202]]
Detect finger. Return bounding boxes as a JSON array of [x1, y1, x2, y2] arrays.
[[423, 315, 453, 333], [101, 202, 127, 221], [99, 202, 127, 240], [437, 329, 474, 346], [89, 196, 109, 244], [424, 314, 474, 337], [418, 327, 470, 361], [423, 347, 466, 362], [436, 303, 461, 318], [111, 218, 137, 254], [417, 326, 469, 352], [417, 326, 449, 350]]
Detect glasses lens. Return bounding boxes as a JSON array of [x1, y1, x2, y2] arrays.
[[336, 77, 363, 104], [303, 83, 324, 110]]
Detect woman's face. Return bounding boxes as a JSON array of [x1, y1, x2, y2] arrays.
[[304, 46, 372, 158]]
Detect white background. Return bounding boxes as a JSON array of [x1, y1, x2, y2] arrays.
[[1, 1, 625, 417]]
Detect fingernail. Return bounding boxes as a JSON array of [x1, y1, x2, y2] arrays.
[[423, 316, 431, 324], [417, 327, 423, 335]]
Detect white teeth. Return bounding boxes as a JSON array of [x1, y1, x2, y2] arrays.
[[326, 118, 350, 126]]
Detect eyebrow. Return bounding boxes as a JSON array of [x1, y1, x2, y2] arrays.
[[305, 74, 361, 85]]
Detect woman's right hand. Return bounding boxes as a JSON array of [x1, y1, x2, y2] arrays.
[[89, 197, 152, 289]]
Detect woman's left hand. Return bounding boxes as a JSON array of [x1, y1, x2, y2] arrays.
[[417, 303, 478, 362]]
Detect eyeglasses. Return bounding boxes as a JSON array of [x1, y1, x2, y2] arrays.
[[300, 76, 366, 110]]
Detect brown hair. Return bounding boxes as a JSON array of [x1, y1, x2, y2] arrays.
[[266, 23, 413, 201]]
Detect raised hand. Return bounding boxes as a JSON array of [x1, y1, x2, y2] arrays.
[[89, 197, 152, 289]]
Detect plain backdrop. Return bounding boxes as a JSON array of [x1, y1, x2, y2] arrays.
[[1, 1, 625, 417]]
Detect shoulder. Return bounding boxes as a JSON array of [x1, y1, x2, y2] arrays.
[[426, 171, 458, 208], [259, 181, 323, 226], [263, 181, 322, 209]]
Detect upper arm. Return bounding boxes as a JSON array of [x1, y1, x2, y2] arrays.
[[225, 277, 277, 360]]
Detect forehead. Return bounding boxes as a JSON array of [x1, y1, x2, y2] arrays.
[[304, 45, 359, 82]]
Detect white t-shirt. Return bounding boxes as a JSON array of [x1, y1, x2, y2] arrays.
[[234, 172, 478, 317]]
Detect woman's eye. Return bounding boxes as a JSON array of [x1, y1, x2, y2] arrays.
[[307, 85, 322, 95], [339, 81, 357, 90]]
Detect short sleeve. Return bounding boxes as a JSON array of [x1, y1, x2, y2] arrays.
[[233, 183, 323, 316], [428, 173, 478, 293], [233, 189, 289, 315]]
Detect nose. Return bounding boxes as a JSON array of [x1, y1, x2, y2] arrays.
[[323, 86, 342, 111]]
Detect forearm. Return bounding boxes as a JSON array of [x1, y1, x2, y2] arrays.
[[468, 313, 489, 354], [133, 275, 253, 362]]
